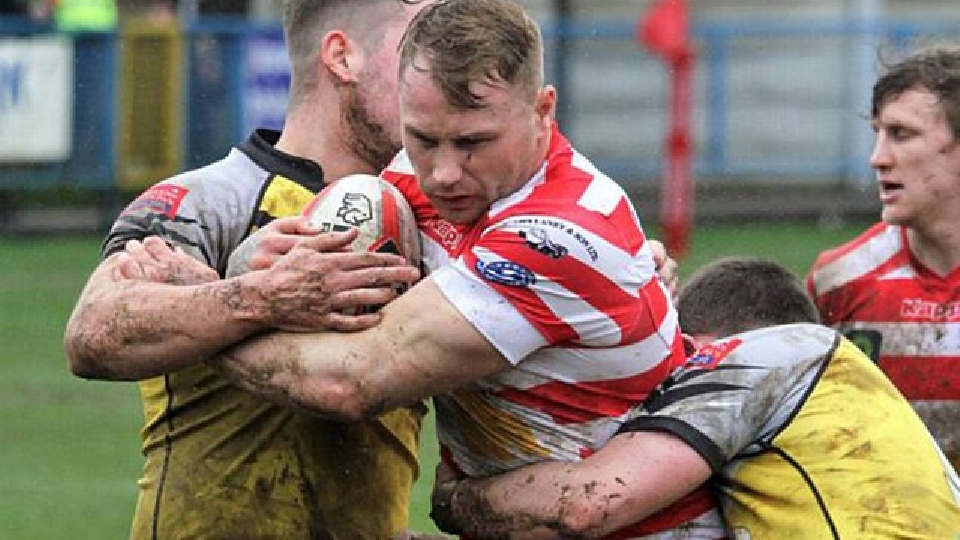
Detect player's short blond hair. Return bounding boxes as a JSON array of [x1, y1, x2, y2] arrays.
[[398, 0, 544, 109], [282, 0, 418, 102]]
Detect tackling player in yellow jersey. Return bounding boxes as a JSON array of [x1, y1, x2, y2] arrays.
[[63, 2, 431, 538], [425, 257, 960, 539]]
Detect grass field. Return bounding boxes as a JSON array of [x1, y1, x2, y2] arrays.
[[0, 219, 871, 539]]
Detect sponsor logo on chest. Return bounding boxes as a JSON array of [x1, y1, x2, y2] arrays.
[[900, 299, 960, 321], [425, 218, 463, 251]]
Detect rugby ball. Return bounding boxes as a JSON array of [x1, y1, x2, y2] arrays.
[[303, 174, 421, 267]]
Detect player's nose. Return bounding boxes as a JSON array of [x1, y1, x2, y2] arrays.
[[431, 145, 465, 187]]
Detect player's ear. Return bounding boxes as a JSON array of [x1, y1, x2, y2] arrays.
[[320, 30, 359, 84], [534, 85, 556, 131]]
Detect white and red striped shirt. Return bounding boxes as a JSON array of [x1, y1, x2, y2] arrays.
[[383, 126, 714, 538], [807, 221, 960, 469]]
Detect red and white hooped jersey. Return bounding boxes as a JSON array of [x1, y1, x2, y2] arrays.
[[382, 125, 686, 477], [382, 127, 715, 538], [807, 221, 960, 470]]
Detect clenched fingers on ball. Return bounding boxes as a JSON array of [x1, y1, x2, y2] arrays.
[[274, 247, 414, 275], [260, 251, 419, 331]]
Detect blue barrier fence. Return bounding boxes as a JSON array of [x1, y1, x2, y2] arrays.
[[0, 17, 116, 189], [2, 16, 960, 192]]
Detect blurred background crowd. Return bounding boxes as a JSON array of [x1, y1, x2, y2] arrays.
[[1, 0, 956, 238]]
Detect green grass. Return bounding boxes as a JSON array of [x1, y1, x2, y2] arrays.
[[0, 219, 871, 538], [0, 238, 143, 540]]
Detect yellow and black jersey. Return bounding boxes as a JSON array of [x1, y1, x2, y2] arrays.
[[104, 129, 425, 539], [620, 323, 960, 539]]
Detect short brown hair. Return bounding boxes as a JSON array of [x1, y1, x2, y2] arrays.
[[872, 46, 960, 140], [282, 0, 415, 100], [678, 257, 820, 338], [398, 0, 543, 109]]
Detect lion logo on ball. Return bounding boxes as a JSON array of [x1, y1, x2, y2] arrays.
[[336, 192, 374, 226]]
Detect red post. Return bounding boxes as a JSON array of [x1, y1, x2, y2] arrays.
[[663, 51, 694, 258], [638, 0, 695, 259]]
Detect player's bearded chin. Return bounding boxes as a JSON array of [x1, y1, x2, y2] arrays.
[[341, 81, 400, 173]]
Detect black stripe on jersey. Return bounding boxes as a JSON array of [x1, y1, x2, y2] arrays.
[[250, 209, 275, 231], [107, 217, 215, 270], [669, 364, 762, 386], [248, 173, 279, 234], [762, 333, 840, 444], [761, 442, 840, 539], [643, 380, 751, 414], [109, 215, 208, 251], [240, 129, 326, 192], [618, 417, 727, 473], [115, 213, 209, 240], [151, 374, 178, 540]]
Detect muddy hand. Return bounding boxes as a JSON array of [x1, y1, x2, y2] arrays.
[[249, 229, 420, 332], [227, 216, 322, 278], [119, 237, 218, 286]]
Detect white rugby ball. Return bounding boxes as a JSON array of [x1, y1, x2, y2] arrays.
[[302, 174, 421, 267]]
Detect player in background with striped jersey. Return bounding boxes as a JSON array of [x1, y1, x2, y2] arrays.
[[422, 258, 960, 539], [807, 46, 960, 471], [201, 0, 722, 536]]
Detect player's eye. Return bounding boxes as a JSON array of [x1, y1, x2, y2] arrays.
[[406, 129, 438, 149], [886, 125, 912, 140], [455, 137, 487, 150]]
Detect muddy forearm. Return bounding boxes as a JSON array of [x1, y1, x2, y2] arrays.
[[432, 465, 575, 540], [65, 269, 269, 380], [210, 330, 373, 420]]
